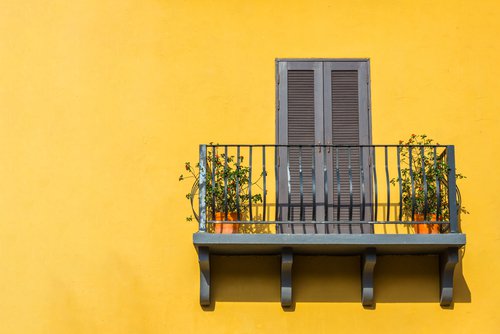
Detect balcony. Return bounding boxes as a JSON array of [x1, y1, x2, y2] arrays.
[[192, 144, 466, 308]]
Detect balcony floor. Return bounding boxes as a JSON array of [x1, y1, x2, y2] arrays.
[[193, 232, 466, 255]]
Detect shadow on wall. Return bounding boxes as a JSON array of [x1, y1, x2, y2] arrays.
[[207, 254, 471, 310]]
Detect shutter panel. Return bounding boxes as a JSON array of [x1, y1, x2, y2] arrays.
[[287, 70, 316, 232], [277, 62, 324, 233], [324, 62, 372, 234], [331, 70, 362, 232]]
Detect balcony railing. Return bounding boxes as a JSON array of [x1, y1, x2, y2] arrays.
[[192, 144, 466, 308], [196, 144, 460, 233]]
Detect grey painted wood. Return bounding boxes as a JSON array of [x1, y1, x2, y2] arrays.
[[198, 145, 207, 232], [277, 59, 372, 235], [323, 61, 372, 233], [278, 61, 324, 233], [281, 248, 293, 307], [439, 247, 459, 306], [277, 61, 288, 226], [194, 233, 466, 307], [446, 146, 458, 233], [361, 248, 376, 306], [277, 58, 370, 62], [198, 246, 210, 306], [193, 232, 466, 255]]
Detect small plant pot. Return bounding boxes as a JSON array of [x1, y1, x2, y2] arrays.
[[214, 212, 240, 234], [413, 214, 440, 234]]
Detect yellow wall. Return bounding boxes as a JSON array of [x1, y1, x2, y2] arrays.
[[1, 0, 499, 333]]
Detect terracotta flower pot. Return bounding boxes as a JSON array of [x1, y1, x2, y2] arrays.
[[413, 214, 440, 234], [214, 212, 239, 234]]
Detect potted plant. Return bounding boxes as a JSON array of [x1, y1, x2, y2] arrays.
[[390, 134, 468, 234], [179, 149, 262, 234]]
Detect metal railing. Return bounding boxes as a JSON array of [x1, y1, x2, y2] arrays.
[[196, 144, 459, 234]]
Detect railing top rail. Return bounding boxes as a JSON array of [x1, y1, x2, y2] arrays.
[[202, 144, 451, 148]]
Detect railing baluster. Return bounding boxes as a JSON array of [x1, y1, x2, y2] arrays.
[[348, 147, 353, 221], [421, 146, 428, 221], [262, 146, 267, 222], [385, 146, 390, 222], [248, 146, 253, 221], [211, 145, 216, 221], [409, 146, 415, 221], [397, 146, 403, 221], [372, 147, 378, 221], [275, 147, 281, 232], [324, 146, 329, 228], [435, 146, 441, 222], [287, 146, 292, 233], [299, 146, 304, 221], [312, 146, 316, 222], [199, 145, 207, 232], [224, 145, 228, 221], [336, 147, 341, 222], [236, 146, 241, 221], [360, 147, 365, 221], [447, 146, 458, 233]]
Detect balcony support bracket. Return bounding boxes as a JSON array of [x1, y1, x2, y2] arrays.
[[439, 247, 459, 306], [361, 247, 376, 306], [281, 247, 293, 308], [198, 246, 211, 307]]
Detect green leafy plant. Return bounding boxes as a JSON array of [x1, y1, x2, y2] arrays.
[[179, 149, 263, 222], [390, 134, 468, 222]]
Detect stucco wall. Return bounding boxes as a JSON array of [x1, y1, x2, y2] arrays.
[[0, 0, 499, 333]]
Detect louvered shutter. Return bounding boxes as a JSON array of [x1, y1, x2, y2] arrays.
[[277, 60, 372, 234], [277, 62, 324, 233], [324, 61, 372, 233]]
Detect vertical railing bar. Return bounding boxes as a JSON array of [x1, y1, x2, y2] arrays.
[[236, 146, 241, 221], [262, 146, 267, 222], [299, 146, 306, 233], [299, 146, 304, 221], [447, 146, 458, 233], [275, 147, 281, 232], [422, 146, 428, 221], [312, 146, 316, 222], [348, 147, 353, 221], [336, 147, 341, 222], [372, 146, 378, 221], [248, 146, 253, 221], [287, 146, 293, 233], [199, 145, 207, 232], [435, 146, 441, 222], [409, 146, 415, 221], [211, 145, 216, 221], [323, 147, 330, 234], [224, 145, 228, 221], [323, 146, 329, 233], [359, 147, 364, 233], [360, 146, 366, 221], [397, 146, 403, 221], [385, 146, 390, 222]]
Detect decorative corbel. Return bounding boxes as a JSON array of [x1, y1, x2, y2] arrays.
[[361, 247, 376, 306], [440, 247, 459, 306], [281, 247, 293, 308], [198, 247, 211, 306]]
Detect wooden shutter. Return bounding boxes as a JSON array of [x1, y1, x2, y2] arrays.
[[277, 59, 372, 234], [277, 62, 324, 233], [324, 61, 372, 233]]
